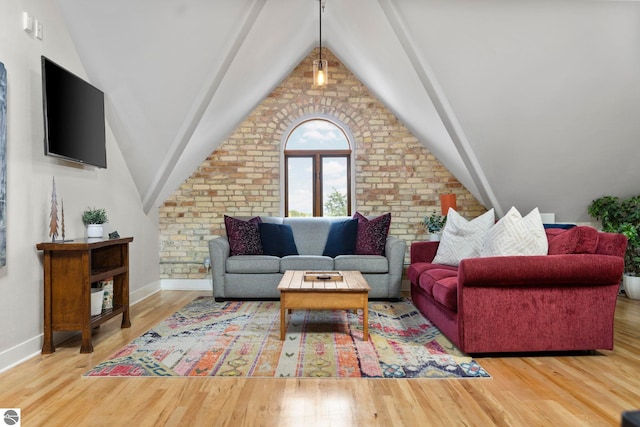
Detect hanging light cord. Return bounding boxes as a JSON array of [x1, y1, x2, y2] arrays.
[[319, 0, 323, 66]]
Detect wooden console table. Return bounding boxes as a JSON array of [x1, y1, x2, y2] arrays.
[[36, 237, 133, 353]]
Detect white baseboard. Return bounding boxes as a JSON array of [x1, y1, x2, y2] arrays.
[[161, 279, 212, 291], [131, 280, 162, 305], [0, 279, 163, 374], [0, 335, 45, 374]]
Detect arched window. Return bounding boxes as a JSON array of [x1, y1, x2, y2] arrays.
[[284, 118, 352, 217]]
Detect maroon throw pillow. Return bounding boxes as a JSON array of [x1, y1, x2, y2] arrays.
[[353, 212, 391, 255], [224, 215, 263, 256], [547, 226, 599, 255]]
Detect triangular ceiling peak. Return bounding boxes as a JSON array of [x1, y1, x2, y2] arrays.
[[56, 0, 640, 221]]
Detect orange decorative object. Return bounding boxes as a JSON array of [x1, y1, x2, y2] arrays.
[[440, 194, 457, 216]]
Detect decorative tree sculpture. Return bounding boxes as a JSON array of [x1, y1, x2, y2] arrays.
[[49, 177, 59, 242], [61, 198, 66, 241]]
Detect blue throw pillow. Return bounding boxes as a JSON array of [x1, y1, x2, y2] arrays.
[[322, 219, 358, 257], [258, 223, 299, 257], [543, 223, 576, 229]]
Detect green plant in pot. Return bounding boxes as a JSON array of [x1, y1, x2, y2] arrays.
[[82, 207, 108, 239], [588, 195, 640, 298], [421, 211, 447, 241]]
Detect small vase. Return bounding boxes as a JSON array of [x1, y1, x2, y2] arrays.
[[429, 233, 441, 242], [86, 224, 104, 238]]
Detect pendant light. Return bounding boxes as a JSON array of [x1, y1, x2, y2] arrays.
[[313, 0, 328, 86]]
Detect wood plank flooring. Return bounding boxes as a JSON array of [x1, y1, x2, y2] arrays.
[[0, 290, 639, 426]]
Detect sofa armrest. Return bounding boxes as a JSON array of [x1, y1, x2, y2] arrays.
[[209, 236, 230, 298], [596, 232, 627, 257], [385, 236, 407, 298], [458, 254, 625, 288], [410, 241, 439, 264]]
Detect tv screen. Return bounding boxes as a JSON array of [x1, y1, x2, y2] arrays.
[[41, 56, 107, 168]]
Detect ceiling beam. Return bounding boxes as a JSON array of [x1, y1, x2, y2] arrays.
[[142, 0, 267, 213], [378, 0, 502, 216]]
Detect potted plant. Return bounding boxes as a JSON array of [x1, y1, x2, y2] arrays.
[[82, 207, 108, 239], [588, 195, 640, 298], [421, 211, 447, 241]]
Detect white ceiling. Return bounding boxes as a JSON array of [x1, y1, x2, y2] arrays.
[[54, 0, 640, 221]]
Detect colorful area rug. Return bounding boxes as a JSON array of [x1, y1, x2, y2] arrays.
[[85, 298, 489, 378]]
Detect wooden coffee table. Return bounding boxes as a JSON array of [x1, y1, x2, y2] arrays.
[[278, 270, 371, 341]]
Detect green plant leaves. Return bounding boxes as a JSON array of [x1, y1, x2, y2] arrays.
[[588, 195, 640, 275], [81, 207, 108, 225]]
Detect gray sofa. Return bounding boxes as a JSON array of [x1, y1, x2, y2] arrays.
[[209, 216, 406, 300]]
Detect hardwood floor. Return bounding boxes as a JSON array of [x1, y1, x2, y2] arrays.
[[1, 290, 639, 426]]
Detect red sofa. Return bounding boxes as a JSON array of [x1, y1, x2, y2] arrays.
[[408, 226, 627, 354]]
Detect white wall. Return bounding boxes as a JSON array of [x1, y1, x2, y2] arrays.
[[0, 0, 160, 371]]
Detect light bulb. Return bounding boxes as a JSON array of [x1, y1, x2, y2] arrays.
[[317, 69, 325, 85]]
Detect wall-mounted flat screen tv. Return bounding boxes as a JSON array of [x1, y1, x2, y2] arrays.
[[41, 56, 107, 168]]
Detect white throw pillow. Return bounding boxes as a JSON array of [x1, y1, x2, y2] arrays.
[[481, 207, 548, 257], [432, 208, 496, 266]]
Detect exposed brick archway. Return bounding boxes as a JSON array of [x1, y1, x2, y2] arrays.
[[159, 48, 486, 279]]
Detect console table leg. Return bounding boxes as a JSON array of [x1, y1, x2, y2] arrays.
[[121, 308, 131, 328], [41, 330, 55, 354], [42, 253, 54, 354], [80, 328, 94, 353]]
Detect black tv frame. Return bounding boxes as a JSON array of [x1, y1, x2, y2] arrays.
[[41, 56, 107, 169]]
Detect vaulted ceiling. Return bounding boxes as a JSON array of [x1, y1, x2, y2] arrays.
[[55, 0, 640, 221]]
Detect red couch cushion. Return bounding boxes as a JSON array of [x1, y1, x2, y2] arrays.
[[407, 262, 456, 285], [407, 263, 431, 284], [432, 276, 458, 311], [418, 268, 457, 296], [547, 226, 599, 255]]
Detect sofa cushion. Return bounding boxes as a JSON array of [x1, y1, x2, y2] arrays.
[[547, 226, 599, 255], [334, 255, 388, 273], [280, 255, 334, 272], [407, 262, 457, 285], [418, 268, 458, 296], [224, 215, 263, 256], [283, 217, 335, 255], [545, 228, 568, 240], [258, 223, 299, 257], [432, 276, 458, 311], [322, 218, 358, 257], [481, 207, 548, 257], [407, 263, 430, 285], [433, 208, 495, 266], [226, 255, 280, 274], [353, 212, 391, 255]]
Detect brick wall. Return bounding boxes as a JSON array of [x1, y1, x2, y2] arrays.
[[159, 49, 486, 278]]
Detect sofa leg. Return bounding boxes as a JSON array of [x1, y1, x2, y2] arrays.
[[214, 297, 225, 302]]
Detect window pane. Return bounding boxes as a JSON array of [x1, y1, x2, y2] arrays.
[[322, 157, 348, 217], [287, 157, 313, 217], [287, 119, 349, 151]]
